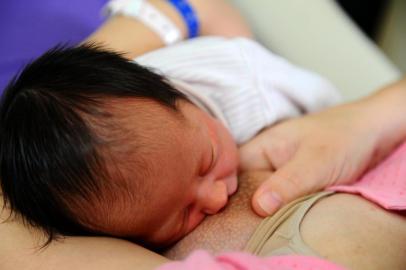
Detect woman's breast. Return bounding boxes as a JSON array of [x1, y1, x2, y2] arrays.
[[301, 193, 406, 270]]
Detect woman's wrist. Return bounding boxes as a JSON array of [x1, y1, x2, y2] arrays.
[[355, 77, 406, 156], [85, 0, 252, 59], [85, 0, 188, 59]]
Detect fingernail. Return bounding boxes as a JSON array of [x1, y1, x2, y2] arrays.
[[257, 192, 282, 215]]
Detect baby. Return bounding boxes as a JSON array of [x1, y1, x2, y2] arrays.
[[0, 37, 339, 248]]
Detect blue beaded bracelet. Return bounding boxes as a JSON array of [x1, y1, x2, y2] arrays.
[[167, 0, 200, 38]]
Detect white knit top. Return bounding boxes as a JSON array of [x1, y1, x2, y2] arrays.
[[135, 37, 341, 144]]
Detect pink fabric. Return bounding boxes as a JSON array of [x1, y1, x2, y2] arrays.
[[328, 141, 406, 210], [156, 250, 346, 270]]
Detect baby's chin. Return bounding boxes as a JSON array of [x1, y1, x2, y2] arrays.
[[184, 212, 207, 238], [150, 214, 206, 250], [152, 181, 239, 249], [182, 177, 239, 238]]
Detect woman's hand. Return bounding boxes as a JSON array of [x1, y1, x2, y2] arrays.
[[239, 104, 379, 216], [239, 78, 406, 216]]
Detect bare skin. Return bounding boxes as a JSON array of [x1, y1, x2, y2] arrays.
[[0, 201, 168, 270], [1, 172, 406, 270], [165, 171, 406, 270], [163, 172, 264, 257], [3, 1, 405, 269], [241, 77, 406, 217], [85, 0, 252, 59]]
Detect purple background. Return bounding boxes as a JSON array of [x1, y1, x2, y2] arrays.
[[0, 0, 108, 93]]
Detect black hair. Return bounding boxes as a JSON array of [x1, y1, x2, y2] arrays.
[[0, 44, 185, 244]]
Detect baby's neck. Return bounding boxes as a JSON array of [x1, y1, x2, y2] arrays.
[[163, 172, 267, 259]]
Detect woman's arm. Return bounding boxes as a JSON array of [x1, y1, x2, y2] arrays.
[[84, 0, 252, 59], [40, 237, 168, 270], [361, 76, 406, 157], [0, 205, 168, 270]]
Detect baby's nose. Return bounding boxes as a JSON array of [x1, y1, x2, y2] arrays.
[[200, 180, 228, 215]]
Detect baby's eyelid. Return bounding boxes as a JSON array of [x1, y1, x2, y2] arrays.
[[208, 141, 217, 172], [199, 140, 216, 176]]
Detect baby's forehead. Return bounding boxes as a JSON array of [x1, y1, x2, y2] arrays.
[[100, 98, 190, 136], [102, 97, 205, 170], [106, 96, 211, 157]]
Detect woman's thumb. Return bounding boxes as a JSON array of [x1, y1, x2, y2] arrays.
[[251, 153, 322, 217]]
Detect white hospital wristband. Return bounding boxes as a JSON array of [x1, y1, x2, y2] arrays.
[[104, 0, 182, 45]]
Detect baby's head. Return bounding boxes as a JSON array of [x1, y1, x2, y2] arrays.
[[0, 45, 238, 248]]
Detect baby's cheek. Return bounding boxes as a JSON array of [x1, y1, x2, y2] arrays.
[[185, 210, 206, 235]]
